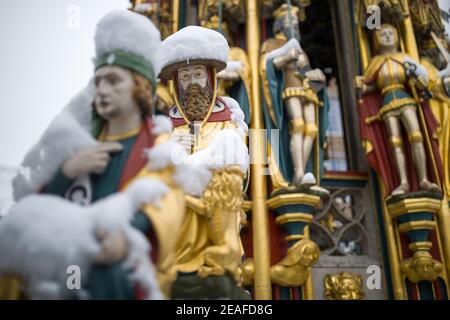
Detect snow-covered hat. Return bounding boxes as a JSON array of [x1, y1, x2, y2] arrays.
[[160, 26, 229, 80], [94, 10, 162, 91]]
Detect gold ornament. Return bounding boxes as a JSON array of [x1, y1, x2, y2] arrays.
[[401, 250, 443, 283], [270, 239, 320, 287], [198, 166, 246, 283], [324, 272, 365, 300]]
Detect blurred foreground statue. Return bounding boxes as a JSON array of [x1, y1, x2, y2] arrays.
[[3, 10, 188, 299]]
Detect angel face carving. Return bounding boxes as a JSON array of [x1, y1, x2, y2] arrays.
[[401, 251, 443, 283], [324, 272, 365, 300], [299, 242, 320, 267]]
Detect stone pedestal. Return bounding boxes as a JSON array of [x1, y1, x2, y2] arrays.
[[266, 188, 328, 300], [387, 193, 445, 285]]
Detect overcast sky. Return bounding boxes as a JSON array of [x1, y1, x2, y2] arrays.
[[440, 0, 450, 38], [0, 0, 128, 168]]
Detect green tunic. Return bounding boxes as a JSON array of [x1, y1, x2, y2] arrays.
[[45, 133, 152, 300]]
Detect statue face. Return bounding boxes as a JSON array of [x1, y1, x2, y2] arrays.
[[94, 65, 138, 121], [415, 256, 435, 279], [376, 26, 397, 48], [176, 64, 213, 122], [177, 64, 208, 91], [280, 14, 300, 40], [299, 244, 319, 267]]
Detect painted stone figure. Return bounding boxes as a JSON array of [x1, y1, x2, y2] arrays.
[[260, 4, 328, 190], [9, 10, 186, 299], [159, 25, 250, 299], [356, 23, 442, 196]]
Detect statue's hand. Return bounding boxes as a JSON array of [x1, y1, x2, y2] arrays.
[[217, 69, 240, 81], [287, 47, 301, 62], [305, 68, 326, 83], [93, 229, 129, 265], [62, 142, 123, 178], [296, 53, 309, 68], [354, 76, 366, 96], [273, 47, 301, 69], [416, 75, 429, 90]]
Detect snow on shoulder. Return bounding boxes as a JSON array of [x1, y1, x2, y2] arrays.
[[12, 81, 97, 201], [221, 96, 248, 137]]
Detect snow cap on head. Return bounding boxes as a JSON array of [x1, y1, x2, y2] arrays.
[[94, 10, 162, 88], [160, 26, 229, 80]]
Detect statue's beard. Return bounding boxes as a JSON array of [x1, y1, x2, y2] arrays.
[[181, 83, 212, 122]]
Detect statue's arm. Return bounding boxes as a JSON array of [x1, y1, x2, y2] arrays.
[[355, 75, 377, 94], [272, 48, 299, 69], [264, 38, 302, 70], [355, 58, 380, 95], [218, 60, 242, 81]]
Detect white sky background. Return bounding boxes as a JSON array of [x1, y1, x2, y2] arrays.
[[440, 0, 450, 39], [0, 0, 129, 168]]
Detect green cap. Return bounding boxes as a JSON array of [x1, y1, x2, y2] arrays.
[[95, 50, 156, 94]]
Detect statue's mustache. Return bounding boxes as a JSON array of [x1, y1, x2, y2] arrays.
[[181, 83, 212, 122]]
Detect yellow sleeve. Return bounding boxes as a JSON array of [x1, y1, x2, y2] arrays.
[[122, 133, 186, 296], [362, 55, 385, 83]]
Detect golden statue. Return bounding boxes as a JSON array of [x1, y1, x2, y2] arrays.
[[324, 272, 365, 300], [131, 0, 173, 40], [270, 239, 320, 287], [401, 251, 443, 283], [198, 0, 245, 24], [160, 25, 249, 299], [240, 239, 320, 287]]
